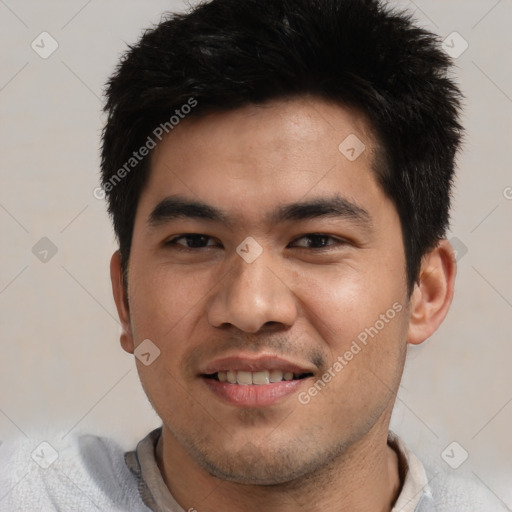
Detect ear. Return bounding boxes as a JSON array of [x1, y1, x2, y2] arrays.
[[110, 250, 135, 354], [407, 239, 457, 345]]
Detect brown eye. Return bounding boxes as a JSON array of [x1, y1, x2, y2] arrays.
[[166, 234, 220, 249], [290, 234, 344, 249]]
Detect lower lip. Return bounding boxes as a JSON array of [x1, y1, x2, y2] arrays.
[[202, 377, 307, 407]]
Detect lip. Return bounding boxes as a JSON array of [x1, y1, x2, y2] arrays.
[[200, 354, 315, 375], [199, 353, 315, 407], [202, 377, 309, 407]]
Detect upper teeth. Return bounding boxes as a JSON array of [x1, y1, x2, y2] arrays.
[[216, 370, 295, 385]]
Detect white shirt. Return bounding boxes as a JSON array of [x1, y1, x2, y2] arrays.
[[0, 427, 499, 511]]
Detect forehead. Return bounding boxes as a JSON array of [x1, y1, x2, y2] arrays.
[[138, 97, 384, 228]]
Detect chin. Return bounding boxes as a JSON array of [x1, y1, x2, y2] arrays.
[[186, 436, 342, 486]]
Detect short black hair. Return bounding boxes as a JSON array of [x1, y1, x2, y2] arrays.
[[101, 0, 463, 294]]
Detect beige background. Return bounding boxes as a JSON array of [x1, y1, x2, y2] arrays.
[[1, 0, 511, 505]]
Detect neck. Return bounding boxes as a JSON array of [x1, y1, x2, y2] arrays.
[[156, 418, 402, 512]]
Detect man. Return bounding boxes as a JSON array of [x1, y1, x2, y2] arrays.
[[0, 0, 498, 510]]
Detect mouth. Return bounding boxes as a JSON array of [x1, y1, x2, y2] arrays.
[[199, 355, 316, 407], [203, 370, 314, 385]]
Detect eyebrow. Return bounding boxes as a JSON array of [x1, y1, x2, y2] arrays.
[[148, 194, 372, 229]]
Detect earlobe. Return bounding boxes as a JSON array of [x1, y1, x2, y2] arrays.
[[110, 251, 135, 354], [407, 239, 457, 345]]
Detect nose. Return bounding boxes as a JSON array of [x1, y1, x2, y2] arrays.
[[207, 248, 298, 333]]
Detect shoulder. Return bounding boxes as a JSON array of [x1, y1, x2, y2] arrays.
[[0, 430, 151, 512], [389, 432, 507, 512], [421, 454, 505, 511]]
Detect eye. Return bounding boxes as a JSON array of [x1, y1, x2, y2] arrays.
[[290, 234, 346, 249], [165, 234, 220, 249], [164, 233, 347, 251]]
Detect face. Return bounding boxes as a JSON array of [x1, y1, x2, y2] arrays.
[[120, 97, 412, 485]]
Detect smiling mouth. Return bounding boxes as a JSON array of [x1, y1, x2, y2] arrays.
[[203, 370, 314, 385]]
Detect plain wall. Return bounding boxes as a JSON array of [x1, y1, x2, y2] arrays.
[[1, 0, 511, 505]]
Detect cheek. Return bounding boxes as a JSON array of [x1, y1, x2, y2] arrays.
[[295, 261, 405, 346], [294, 255, 409, 407], [127, 268, 204, 416], [298, 298, 408, 432], [128, 262, 206, 341]]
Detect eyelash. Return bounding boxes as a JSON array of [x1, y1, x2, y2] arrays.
[[164, 233, 347, 251]]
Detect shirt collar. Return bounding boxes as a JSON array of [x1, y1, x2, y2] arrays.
[[125, 427, 183, 512], [388, 431, 436, 511]]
